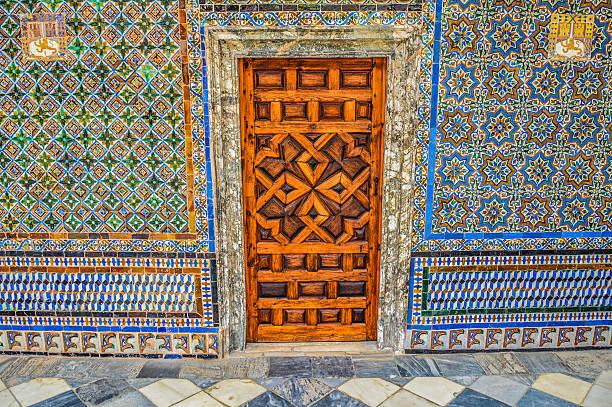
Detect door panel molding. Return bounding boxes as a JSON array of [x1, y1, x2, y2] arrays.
[[205, 27, 421, 354]]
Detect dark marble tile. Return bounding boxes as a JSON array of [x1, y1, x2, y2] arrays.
[[98, 390, 155, 407], [514, 353, 569, 374], [65, 379, 93, 388], [448, 375, 479, 386], [269, 357, 312, 378], [75, 378, 134, 406], [137, 359, 182, 378], [127, 378, 159, 388], [433, 355, 485, 377], [516, 388, 578, 407], [31, 391, 86, 407], [447, 388, 510, 407], [353, 358, 400, 378], [311, 390, 368, 407], [311, 357, 354, 377], [272, 378, 332, 407], [386, 376, 411, 386], [192, 378, 218, 389], [256, 377, 286, 390], [243, 392, 293, 407], [394, 355, 440, 377]]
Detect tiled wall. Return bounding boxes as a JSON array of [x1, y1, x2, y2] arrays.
[[409, 0, 612, 350], [0, 0, 218, 357], [0, 0, 609, 356]]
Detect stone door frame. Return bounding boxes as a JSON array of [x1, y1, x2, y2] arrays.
[[205, 26, 421, 355]]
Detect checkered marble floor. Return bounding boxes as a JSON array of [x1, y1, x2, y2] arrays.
[[0, 350, 610, 406]]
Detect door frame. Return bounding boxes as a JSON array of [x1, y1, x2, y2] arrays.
[[205, 27, 421, 355]]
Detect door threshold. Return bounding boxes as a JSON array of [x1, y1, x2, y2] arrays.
[[230, 341, 393, 358]]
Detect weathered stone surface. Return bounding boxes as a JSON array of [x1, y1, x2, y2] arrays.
[[179, 358, 224, 380], [223, 357, 269, 378], [474, 353, 529, 375], [205, 26, 422, 354], [555, 350, 612, 378]]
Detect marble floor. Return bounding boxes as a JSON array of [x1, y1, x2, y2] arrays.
[[0, 350, 610, 406]]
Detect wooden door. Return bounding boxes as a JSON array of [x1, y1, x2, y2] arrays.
[[240, 58, 386, 342]]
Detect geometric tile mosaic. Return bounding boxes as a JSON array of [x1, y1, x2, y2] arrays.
[[0, 0, 215, 356], [0, 255, 215, 319], [413, 0, 612, 252], [411, 254, 612, 326], [0, 271, 198, 313], [404, 0, 612, 351], [424, 267, 610, 315], [0, 0, 193, 237]]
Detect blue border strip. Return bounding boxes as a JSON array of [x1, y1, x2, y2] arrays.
[[424, 0, 443, 239]]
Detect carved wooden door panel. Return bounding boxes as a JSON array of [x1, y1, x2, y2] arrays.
[[240, 58, 386, 342]]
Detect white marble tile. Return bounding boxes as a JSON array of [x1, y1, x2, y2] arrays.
[[205, 379, 266, 407], [173, 391, 225, 407], [140, 378, 201, 407], [404, 377, 464, 406], [339, 378, 400, 407], [379, 389, 437, 407], [532, 373, 591, 405], [469, 375, 528, 406], [10, 377, 71, 406], [0, 389, 19, 407], [582, 384, 612, 407], [595, 370, 612, 390]]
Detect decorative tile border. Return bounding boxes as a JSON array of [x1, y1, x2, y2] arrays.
[[407, 325, 612, 351], [408, 253, 612, 350], [410, 0, 612, 253], [0, 329, 218, 356]]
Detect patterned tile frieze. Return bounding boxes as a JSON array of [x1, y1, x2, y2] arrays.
[[199, 10, 421, 26], [0, 329, 218, 355], [0, 271, 199, 313], [424, 267, 610, 315], [409, 255, 612, 327], [407, 325, 612, 351]]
